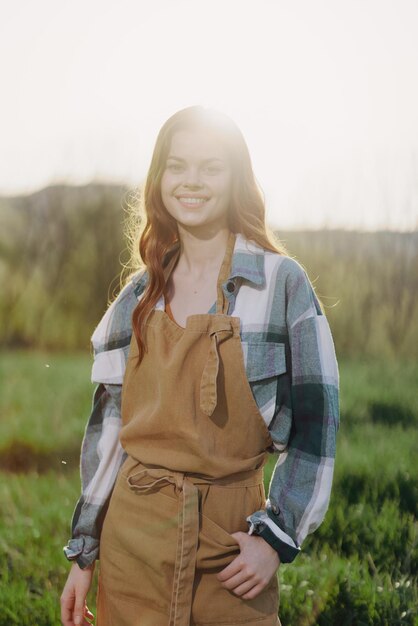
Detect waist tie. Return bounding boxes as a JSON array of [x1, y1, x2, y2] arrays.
[[126, 463, 264, 626], [200, 319, 235, 417]]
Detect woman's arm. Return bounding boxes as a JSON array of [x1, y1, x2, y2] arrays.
[[63, 274, 144, 569], [246, 263, 340, 564]]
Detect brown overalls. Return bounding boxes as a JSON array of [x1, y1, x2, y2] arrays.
[[96, 232, 281, 626]]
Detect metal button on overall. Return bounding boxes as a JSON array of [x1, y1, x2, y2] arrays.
[[96, 231, 281, 626]]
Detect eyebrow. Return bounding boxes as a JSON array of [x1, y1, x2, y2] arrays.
[[166, 156, 224, 164]]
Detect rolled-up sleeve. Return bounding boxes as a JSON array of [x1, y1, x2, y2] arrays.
[[63, 382, 127, 569]]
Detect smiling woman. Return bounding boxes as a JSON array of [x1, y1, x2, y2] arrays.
[[161, 128, 233, 232], [129, 105, 287, 365], [61, 105, 340, 626]]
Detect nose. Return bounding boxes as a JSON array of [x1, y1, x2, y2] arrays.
[[183, 167, 202, 187]]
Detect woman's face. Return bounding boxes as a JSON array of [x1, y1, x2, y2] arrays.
[[160, 128, 232, 232]]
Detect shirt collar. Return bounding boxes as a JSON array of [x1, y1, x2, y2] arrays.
[[132, 231, 266, 298], [228, 232, 266, 287]]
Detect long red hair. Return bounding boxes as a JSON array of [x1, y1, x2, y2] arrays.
[[122, 105, 290, 367]]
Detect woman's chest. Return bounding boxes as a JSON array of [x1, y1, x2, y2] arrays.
[[164, 271, 220, 327]]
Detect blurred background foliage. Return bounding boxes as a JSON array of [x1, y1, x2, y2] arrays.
[[1, 183, 417, 358]]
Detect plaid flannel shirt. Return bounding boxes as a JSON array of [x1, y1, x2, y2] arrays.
[[63, 232, 340, 568]]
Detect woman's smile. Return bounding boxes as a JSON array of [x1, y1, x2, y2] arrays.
[[176, 195, 211, 208]]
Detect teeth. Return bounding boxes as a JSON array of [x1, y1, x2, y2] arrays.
[[178, 197, 207, 204]]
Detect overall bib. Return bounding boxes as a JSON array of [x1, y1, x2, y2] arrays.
[[96, 232, 281, 626]]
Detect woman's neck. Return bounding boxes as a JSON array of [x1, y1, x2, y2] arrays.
[[175, 226, 231, 279]]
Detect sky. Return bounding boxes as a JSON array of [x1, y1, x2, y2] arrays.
[[1, 0, 417, 231]]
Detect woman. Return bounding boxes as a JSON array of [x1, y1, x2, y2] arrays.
[[61, 105, 340, 626]]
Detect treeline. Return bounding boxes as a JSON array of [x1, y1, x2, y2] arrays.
[[0, 183, 417, 358]]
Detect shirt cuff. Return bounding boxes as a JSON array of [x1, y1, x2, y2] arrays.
[[246, 510, 301, 564], [63, 536, 99, 569]]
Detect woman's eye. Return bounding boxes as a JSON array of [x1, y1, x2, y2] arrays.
[[166, 163, 223, 175], [204, 166, 223, 174]]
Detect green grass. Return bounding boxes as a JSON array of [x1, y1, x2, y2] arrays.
[[338, 356, 418, 428], [0, 349, 92, 451], [0, 470, 93, 626], [0, 350, 417, 625]]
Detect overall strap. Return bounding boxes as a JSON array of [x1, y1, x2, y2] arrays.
[[215, 231, 236, 315]]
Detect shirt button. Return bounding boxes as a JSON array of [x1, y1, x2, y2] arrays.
[[226, 281, 235, 293]]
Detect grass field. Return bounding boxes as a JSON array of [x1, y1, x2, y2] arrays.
[[0, 350, 417, 625]]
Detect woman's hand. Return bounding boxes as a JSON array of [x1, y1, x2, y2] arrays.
[[216, 531, 280, 600], [60, 561, 96, 625]]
